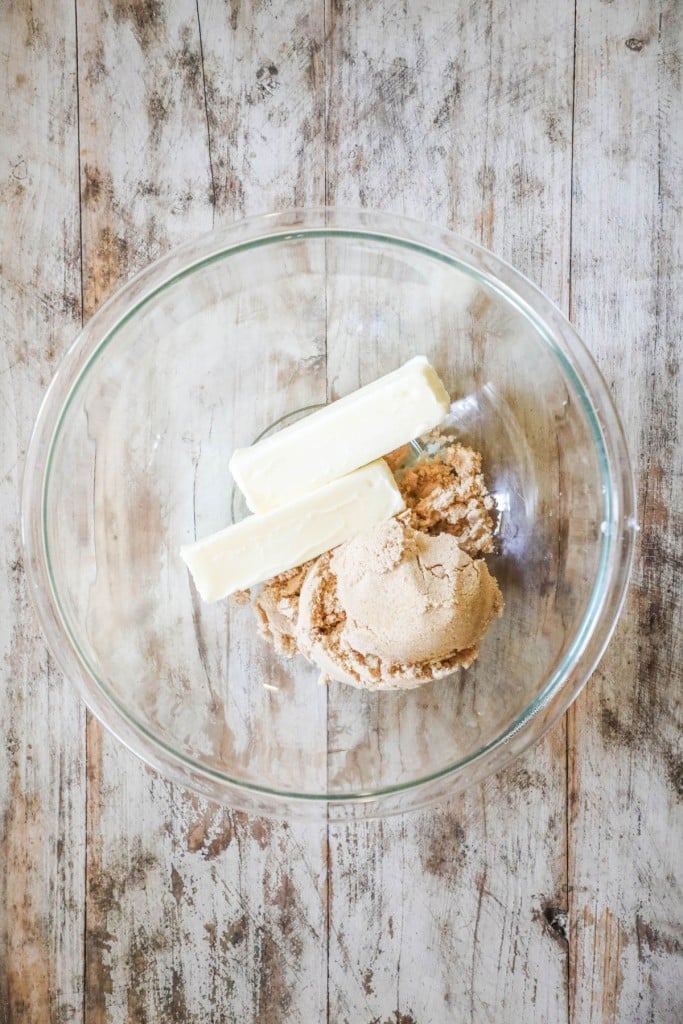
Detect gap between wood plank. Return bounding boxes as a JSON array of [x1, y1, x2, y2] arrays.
[[72, 1, 89, 1017], [323, 5, 331, 1022], [195, 0, 216, 228], [566, 6, 578, 1020]]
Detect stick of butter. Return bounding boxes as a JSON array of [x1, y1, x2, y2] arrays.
[[230, 355, 450, 513], [180, 460, 405, 601]]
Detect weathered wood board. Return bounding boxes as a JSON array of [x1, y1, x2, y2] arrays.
[[567, 1, 683, 1021], [325, 1, 574, 1019], [0, 2, 85, 1021], [75, 1, 328, 1020], [0, 0, 680, 1021]]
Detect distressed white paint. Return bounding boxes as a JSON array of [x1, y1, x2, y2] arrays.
[[76, 1, 328, 1021], [0, 0, 680, 1020], [567, 1, 683, 1021], [325, 1, 573, 1019], [0, 1, 85, 1020]]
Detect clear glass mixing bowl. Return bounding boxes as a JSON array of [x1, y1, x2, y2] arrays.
[[22, 209, 636, 818]]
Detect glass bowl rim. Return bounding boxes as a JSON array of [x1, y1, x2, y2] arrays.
[[21, 207, 637, 817]]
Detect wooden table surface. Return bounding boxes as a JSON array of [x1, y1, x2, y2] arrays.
[[1, 1, 681, 1021]]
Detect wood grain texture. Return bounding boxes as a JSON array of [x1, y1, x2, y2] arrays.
[[325, 1, 574, 1020], [0, 2, 85, 1022], [1, 0, 681, 1021], [198, 0, 325, 218], [76, 1, 327, 1021], [567, 0, 683, 1020]]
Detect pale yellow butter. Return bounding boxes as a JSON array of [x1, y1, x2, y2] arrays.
[[230, 356, 450, 513], [180, 460, 405, 601]]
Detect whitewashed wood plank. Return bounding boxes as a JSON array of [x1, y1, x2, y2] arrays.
[[0, 2, 85, 1021], [325, 0, 575, 1020], [568, 0, 683, 1020], [76, 1, 329, 1021], [8, 0, 677, 1017], [76, 2, 329, 1024], [198, 0, 325, 219], [76, 4, 213, 1013]]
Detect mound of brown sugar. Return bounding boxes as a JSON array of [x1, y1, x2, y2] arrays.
[[396, 433, 496, 557], [294, 519, 502, 689], [253, 560, 314, 657], [252, 435, 500, 684]]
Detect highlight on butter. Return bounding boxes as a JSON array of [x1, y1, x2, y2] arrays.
[[182, 357, 451, 602]]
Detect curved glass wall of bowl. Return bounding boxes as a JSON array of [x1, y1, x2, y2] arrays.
[[21, 209, 636, 817]]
